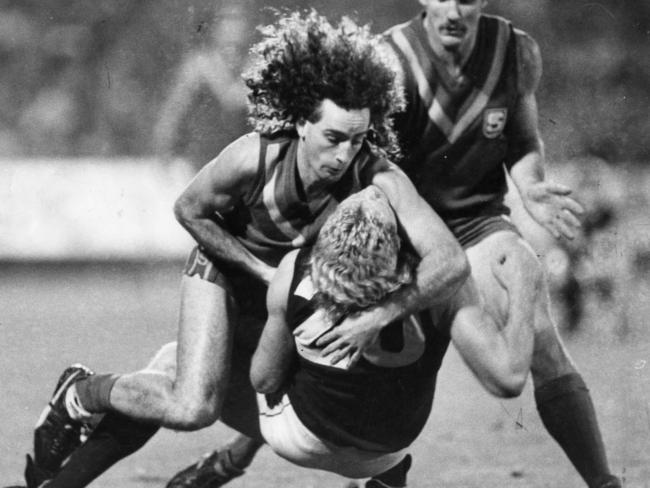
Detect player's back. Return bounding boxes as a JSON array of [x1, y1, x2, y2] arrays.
[[284, 248, 450, 453]]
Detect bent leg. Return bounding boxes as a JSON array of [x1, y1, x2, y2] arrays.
[[44, 343, 179, 488], [466, 231, 618, 487], [166, 322, 266, 488], [528, 264, 617, 487], [75, 268, 238, 430]]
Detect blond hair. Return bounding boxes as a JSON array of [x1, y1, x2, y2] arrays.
[[310, 199, 415, 322]]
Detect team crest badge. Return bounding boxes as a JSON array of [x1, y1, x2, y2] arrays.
[[483, 108, 507, 139]]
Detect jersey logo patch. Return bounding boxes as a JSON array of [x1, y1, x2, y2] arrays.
[[482, 108, 507, 139]]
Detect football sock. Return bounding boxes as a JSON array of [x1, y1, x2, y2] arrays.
[[65, 385, 94, 421], [44, 412, 159, 488], [535, 373, 619, 488], [73, 373, 120, 413]]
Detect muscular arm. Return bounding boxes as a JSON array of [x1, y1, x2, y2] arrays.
[[368, 162, 470, 322], [507, 31, 583, 240], [174, 133, 276, 284], [319, 162, 470, 362], [448, 255, 537, 398], [250, 251, 298, 394]]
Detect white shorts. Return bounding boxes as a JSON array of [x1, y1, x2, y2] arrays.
[[257, 393, 408, 479]]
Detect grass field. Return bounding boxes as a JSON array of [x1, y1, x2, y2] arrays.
[[1, 261, 649, 487]]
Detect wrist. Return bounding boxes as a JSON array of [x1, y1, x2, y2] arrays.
[[369, 301, 402, 328]]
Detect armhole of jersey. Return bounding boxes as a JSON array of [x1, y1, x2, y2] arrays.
[[288, 248, 312, 298], [285, 248, 315, 333], [241, 135, 268, 206], [421, 303, 453, 340]]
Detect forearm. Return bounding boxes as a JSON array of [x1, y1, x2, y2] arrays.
[[499, 284, 536, 381], [509, 148, 545, 194], [500, 293, 535, 377], [179, 216, 274, 284], [369, 246, 469, 327], [250, 339, 292, 394]]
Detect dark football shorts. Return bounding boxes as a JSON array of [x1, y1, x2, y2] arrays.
[[183, 245, 268, 352], [446, 214, 520, 249]]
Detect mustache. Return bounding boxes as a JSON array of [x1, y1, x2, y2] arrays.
[[441, 21, 467, 31]]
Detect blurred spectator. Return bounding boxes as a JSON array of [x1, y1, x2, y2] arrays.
[[153, 1, 251, 170]]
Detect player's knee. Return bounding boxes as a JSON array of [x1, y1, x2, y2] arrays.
[[496, 372, 527, 398], [166, 397, 221, 430]]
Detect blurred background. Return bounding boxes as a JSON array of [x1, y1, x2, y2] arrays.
[[1, 0, 648, 327], [0, 1, 649, 486]]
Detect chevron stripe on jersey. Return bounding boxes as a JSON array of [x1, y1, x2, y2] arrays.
[[387, 15, 511, 145], [232, 134, 371, 266]]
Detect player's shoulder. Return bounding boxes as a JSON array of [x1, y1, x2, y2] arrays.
[[208, 131, 261, 179], [364, 157, 411, 193], [276, 249, 302, 288], [268, 249, 301, 311], [222, 132, 261, 162], [513, 27, 542, 94]]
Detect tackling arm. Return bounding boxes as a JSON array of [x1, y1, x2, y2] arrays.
[[448, 253, 537, 398], [174, 133, 277, 285], [318, 162, 469, 363], [367, 162, 470, 322], [250, 250, 299, 394]]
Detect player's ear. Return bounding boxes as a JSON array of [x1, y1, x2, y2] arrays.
[[296, 119, 306, 140]]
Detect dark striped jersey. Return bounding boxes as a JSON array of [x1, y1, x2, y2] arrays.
[[385, 14, 521, 221], [221, 133, 374, 267], [285, 248, 451, 453]]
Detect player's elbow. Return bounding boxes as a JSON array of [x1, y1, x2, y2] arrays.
[[488, 366, 528, 398], [250, 373, 282, 395], [173, 192, 196, 227], [250, 360, 282, 395]]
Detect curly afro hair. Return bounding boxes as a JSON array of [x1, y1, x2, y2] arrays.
[[244, 9, 404, 155]]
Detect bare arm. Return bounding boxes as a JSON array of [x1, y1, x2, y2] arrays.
[[449, 252, 537, 398], [372, 162, 470, 311], [319, 162, 470, 363], [507, 31, 584, 240], [250, 251, 298, 394], [174, 132, 276, 285]]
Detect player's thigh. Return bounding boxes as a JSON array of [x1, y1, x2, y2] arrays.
[[174, 249, 239, 396], [465, 230, 539, 325]]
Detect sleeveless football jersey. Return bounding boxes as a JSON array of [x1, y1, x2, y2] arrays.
[[221, 133, 373, 267], [385, 14, 520, 221], [285, 249, 450, 452]]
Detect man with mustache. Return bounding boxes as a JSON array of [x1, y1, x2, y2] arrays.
[[341, 1, 618, 486], [171, 2, 621, 487]]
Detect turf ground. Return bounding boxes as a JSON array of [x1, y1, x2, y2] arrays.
[[1, 261, 649, 487]]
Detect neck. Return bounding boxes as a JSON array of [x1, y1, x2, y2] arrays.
[[296, 143, 327, 198]]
